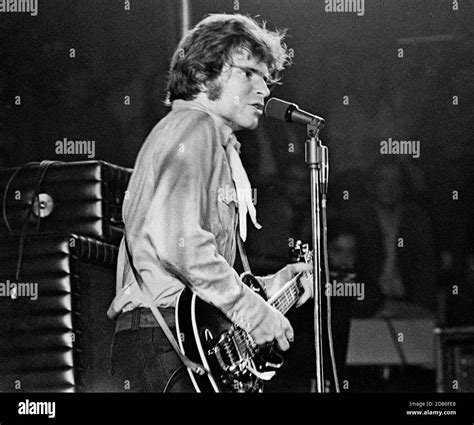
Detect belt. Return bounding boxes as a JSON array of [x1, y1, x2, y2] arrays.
[[115, 307, 175, 333]]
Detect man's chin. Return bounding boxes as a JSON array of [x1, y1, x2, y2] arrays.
[[243, 118, 260, 131], [248, 122, 259, 131], [232, 117, 260, 132]]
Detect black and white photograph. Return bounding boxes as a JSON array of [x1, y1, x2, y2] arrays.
[[0, 0, 473, 424]]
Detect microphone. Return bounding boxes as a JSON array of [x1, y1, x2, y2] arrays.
[[264, 97, 325, 128]]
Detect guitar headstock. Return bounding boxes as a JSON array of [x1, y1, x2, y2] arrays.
[[292, 240, 313, 266], [289, 241, 313, 292]]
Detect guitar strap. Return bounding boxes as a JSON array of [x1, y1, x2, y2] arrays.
[[237, 231, 252, 274], [122, 225, 250, 377], [123, 234, 207, 376]]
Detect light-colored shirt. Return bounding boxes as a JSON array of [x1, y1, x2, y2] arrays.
[[107, 99, 240, 314], [107, 99, 271, 333]]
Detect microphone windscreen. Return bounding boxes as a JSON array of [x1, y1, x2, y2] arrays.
[[264, 97, 294, 121]]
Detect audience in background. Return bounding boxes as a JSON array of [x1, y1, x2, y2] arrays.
[[338, 159, 438, 319]]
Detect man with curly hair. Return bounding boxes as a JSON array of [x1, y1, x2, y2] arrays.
[[108, 13, 313, 392]]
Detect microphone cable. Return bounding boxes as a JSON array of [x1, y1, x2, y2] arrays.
[[321, 192, 340, 393]]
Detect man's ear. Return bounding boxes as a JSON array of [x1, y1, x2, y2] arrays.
[[196, 72, 208, 93]]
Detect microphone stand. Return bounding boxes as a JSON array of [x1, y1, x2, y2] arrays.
[[305, 122, 328, 393]]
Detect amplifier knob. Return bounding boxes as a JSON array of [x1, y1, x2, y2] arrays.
[[32, 193, 54, 218]]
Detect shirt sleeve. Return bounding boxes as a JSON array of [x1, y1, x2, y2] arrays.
[[140, 114, 271, 331]]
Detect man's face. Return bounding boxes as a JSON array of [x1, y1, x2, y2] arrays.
[[205, 49, 271, 131], [328, 234, 357, 271]]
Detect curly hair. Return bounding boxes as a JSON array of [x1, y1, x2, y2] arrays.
[[165, 13, 290, 104]]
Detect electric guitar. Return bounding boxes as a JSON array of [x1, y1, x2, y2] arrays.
[[175, 241, 312, 392]]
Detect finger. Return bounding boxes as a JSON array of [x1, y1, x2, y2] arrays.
[[296, 284, 312, 306], [290, 262, 313, 274], [276, 334, 290, 351], [296, 291, 311, 308], [252, 332, 273, 346], [296, 280, 313, 307], [283, 320, 293, 338]]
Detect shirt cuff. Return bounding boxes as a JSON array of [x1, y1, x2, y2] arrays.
[[221, 283, 271, 333]]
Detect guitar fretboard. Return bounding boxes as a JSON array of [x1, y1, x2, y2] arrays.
[[269, 273, 305, 316]]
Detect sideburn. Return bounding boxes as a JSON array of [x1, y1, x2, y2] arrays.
[[206, 79, 223, 101]]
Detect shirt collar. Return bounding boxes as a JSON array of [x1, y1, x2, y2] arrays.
[[171, 99, 238, 149]]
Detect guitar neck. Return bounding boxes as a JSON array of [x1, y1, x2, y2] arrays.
[[268, 273, 305, 316]]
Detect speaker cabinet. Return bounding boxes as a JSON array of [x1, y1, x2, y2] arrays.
[[0, 160, 131, 246], [0, 233, 120, 392], [435, 326, 474, 392]]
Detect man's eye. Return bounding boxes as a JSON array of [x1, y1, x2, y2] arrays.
[[244, 70, 253, 79]]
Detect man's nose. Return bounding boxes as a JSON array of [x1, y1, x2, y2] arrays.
[[255, 77, 270, 98]]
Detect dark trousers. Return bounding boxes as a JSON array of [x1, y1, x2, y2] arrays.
[[109, 307, 194, 392]]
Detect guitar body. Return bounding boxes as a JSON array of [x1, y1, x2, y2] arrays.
[[175, 273, 284, 393]]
